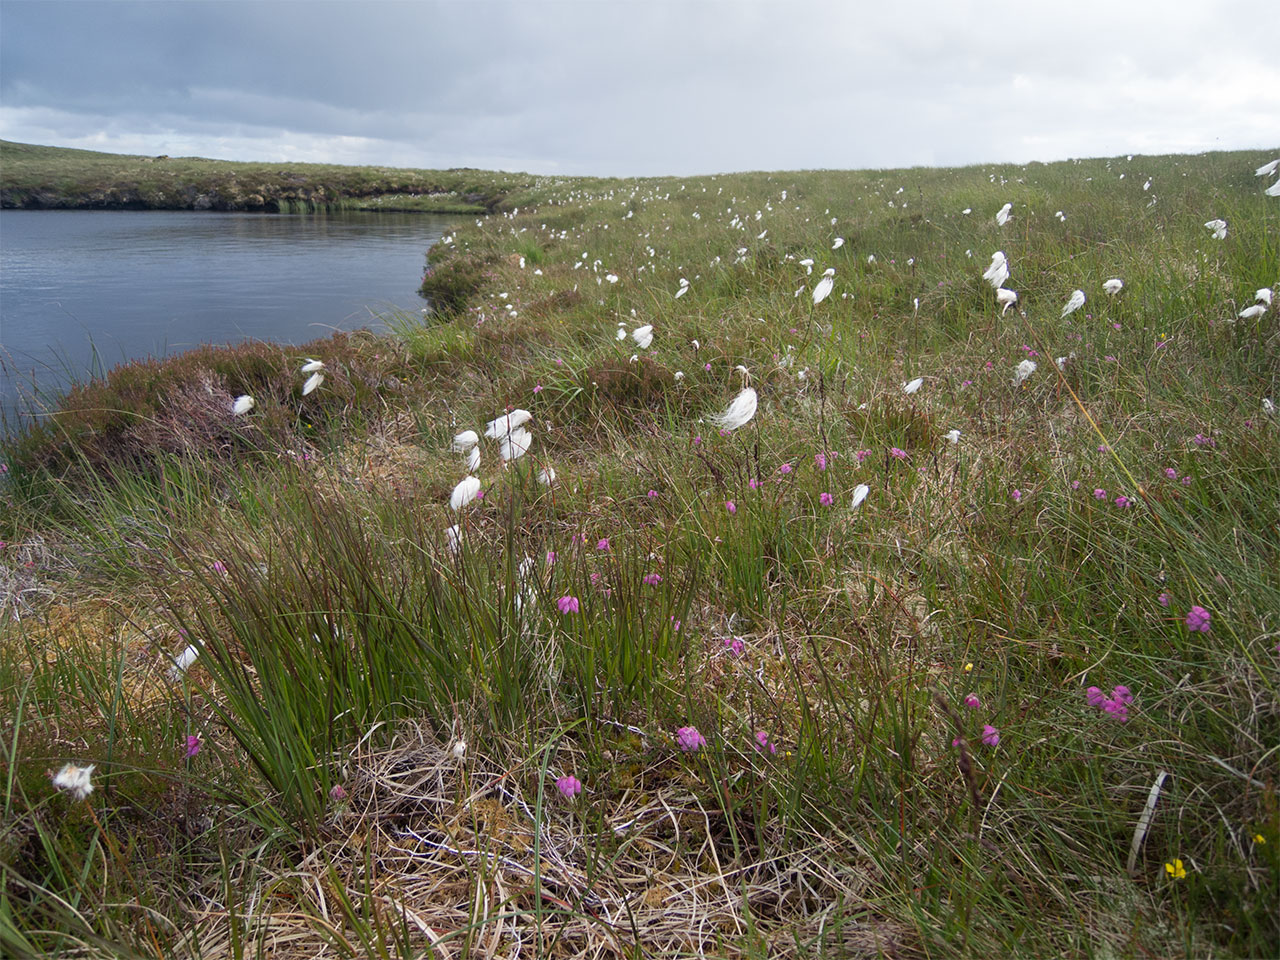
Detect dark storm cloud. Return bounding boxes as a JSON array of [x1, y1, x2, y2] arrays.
[[1, 1, 1276, 175]]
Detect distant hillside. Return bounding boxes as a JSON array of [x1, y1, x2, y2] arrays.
[[0, 139, 556, 213]]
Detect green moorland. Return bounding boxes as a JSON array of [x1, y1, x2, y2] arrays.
[[0, 139, 579, 213], [1, 146, 1278, 959]]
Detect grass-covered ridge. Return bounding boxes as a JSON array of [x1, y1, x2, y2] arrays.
[[1, 149, 1278, 958], [0, 139, 581, 213]]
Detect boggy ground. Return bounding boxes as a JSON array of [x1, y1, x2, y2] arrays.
[[1, 149, 1277, 958]]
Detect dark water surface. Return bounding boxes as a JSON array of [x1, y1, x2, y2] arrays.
[[0, 209, 454, 425]]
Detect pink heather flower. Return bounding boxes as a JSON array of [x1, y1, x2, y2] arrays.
[[748, 478, 759, 489], [726, 500, 736, 514], [889, 447, 908, 460], [1164, 468, 1177, 480], [981, 724, 1001, 747], [1086, 686, 1108, 708], [693, 436, 702, 446], [185, 735, 202, 758], [1185, 605, 1211, 633], [475, 490, 484, 500], [1103, 700, 1129, 722], [556, 775, 583, 800], [753, 731, 777, 755], [1093, 488, 1107, 500], [963, 694, 981, 709], [676, 726, 707, 753], [819, 492, 834, 506], [546, 551, 557, 565], [1071, 480, 1081, 489], [557, 595, 580, 614], [1114, 495, 1131, 508], [724, 637, 744, 657], [704, 363, 712, 371], [1181, 476, 1191, 485], [643, 572, 663, 585], [590, 572, 601, 584], [1011, 489, 1022, 502], [1098, 444, 1110, 452], [1193, 433, 1215, 447], [779, 463, 793, 474], [1158, 590, 1172, 607], [329, 784, 347, 801], [1113, 685, 1133, 704], [647, 489, 658, 498], [533, 383, 543, 393], [815, 452, 828, 470], [855, 449, 871, 462], [596, 538, 610, 551], [212, 561, 228, 575]]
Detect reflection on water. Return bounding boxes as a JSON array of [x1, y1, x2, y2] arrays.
[[0, 209, 453, 423]]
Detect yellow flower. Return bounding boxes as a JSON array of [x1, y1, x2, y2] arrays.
[[1165, 859, 1186, 879], [963, 662, 974, 673], [1252, 834, 1265, 845]]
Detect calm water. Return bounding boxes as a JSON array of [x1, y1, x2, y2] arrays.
[[0, 209, 454, 425]]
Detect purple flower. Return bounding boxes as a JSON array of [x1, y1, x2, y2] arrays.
[[1071, 480, 1081, 489], [329, 784, 347, 801], [1158, 590, 1171, 607], [533, 384, 543, 393], [556, 775, 583, 800], [643, 572, 663, 585], [185, 735, 202, 758], [1093, 488, 1107, 500], [1011, 489, 1022, 502], [676, 726, 707, 753], [1193, 433, 1215, 447], [647, 489, 658, 499], [546, 551, 557, 565], [724, 636, 744, 657], [855, 449, 871, 462], [981, 725, 1001, 747], [815, 453, 828, 471], [1086, 686, 1108, 708], [889, 447, 908, 460], [753, 731, 777, 755], [748, 478, 759, 489], [725, 500, 736, 514], [212, 561, 228, 575], [557, 595, 580, 614], [1114, 495, 1131, 508], [779, 463, 793, 475], [819, 492, 834, 506], [596, 538, 610, 552], [1164, 468, 1177, 480], [963, 694, 981, 709], [1185, 605, 1211, 633]]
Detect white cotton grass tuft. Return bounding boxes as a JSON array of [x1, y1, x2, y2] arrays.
[[500, 427, 533, 462], [1103, 278, 1124, 295], [452, 430, 480, 453], [812, 268, 835, 305], [945, 429, 961, 444], [300, 358, 325, 374], [52, 763, 95, 801], [1238, 304, 1266, 321], [301, 371, 325, 396], [995, 288, 1017, 315], [709, 387, 758, 432], [445, 524, 461, 555], [465, 446, 481, 471], [1262, 398, 1276, 416], [902, 377, 924, 395], [832, 237, 844, 249], [995, 203, 1012, 226], [168, 643, 200, 682], [982, 251, 1009, 289], [1267, 180, 1280, 198], [449, 476, 483, 510], [484, 409, 532, 439], [850, 484, 869, 511], [1255, 159, 1279, 177], [232, 395, 255, 416], [1061, 290, 1086, 317], [1256, 288, 1273, 306], [1013, 359, 1038, 385], [1204, 219, 1228, 240], [538, 466, 556, 485], [632, 325, 654, 349], [615, 327, 627, 341]]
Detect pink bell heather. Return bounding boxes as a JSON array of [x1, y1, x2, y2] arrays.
[[1093, 488, 1107, 500], [725, 500, 736, 514], [1158, 590, 1171, 607], [724, 636, 744, 657], [643, 572, 663, 585], [753, 731, 778, 754], [981, 724, 1000, 747], [596, 538, 610, 551], [676, 726, 707, 752], [779, 463, 793, 475], [329, 784, 348, 801], [1185, 605, 1211, 633], [819, 492, 834, 506], [185, 735, 202, 758], [963, 694, 982, 709], [815, 452, 828, 470], [556, 775, 583, 800], [889, 447, 908, 460], [557, 595, 580, 614]]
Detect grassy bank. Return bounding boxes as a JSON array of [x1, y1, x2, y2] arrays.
[[0, 140, 562, 213], [1, 148, 1278, 958]]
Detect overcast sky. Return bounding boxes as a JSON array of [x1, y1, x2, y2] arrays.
[[1, 0, 1276, 176]]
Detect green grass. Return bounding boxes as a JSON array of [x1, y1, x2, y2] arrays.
[[1, 147, 1278, 958]]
